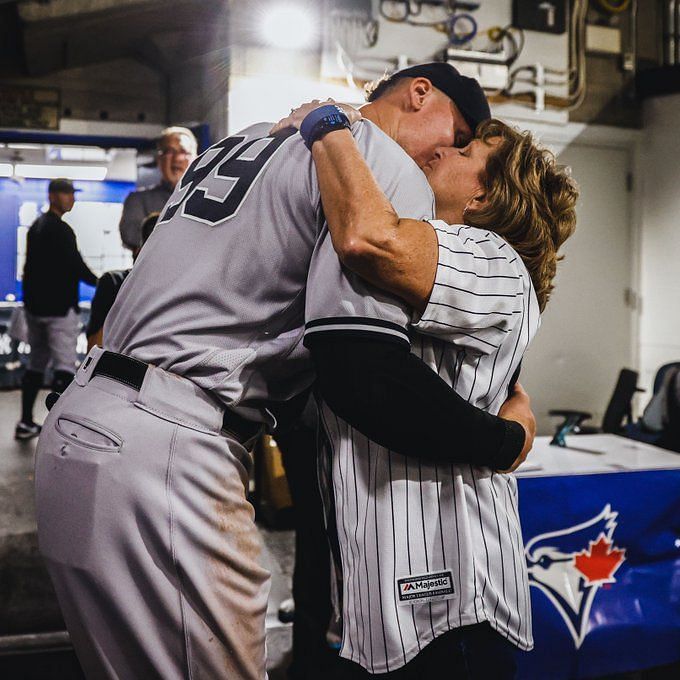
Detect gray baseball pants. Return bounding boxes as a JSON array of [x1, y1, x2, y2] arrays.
[[35, 346, 270, 679], [25, 308, 79, 373]]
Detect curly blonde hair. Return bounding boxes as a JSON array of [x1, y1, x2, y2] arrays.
[[465, 119, 579, 312]]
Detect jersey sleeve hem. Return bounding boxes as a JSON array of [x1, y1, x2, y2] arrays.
[[304, 316, 410, 349]]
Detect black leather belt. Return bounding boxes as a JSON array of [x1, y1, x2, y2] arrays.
[[91, 351, 261, 441]]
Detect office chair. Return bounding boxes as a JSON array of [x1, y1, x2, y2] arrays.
[[652, 362, 680, 394], [549, 368, 643, 447], [624, 361, 680, 449]]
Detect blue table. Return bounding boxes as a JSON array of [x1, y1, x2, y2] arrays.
[[515, 434, 680, 679]]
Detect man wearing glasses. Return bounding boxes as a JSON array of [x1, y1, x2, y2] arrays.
[[118, 127, 197, 250]]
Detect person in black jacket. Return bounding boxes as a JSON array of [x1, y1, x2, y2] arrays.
[[16, 178, 98, 440]]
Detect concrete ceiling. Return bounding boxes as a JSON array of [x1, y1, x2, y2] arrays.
[[1, 0, 230, 78]]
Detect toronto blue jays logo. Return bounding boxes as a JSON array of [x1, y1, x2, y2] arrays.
[[525, 504, 626, 648]]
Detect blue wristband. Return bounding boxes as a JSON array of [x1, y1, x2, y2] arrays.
[[299, 104, 351, 150]]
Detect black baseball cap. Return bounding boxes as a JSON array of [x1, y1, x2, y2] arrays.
[[48, 178, 80, 194], [373, 62, 491, 133]]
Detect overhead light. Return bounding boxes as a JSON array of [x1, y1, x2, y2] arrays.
[[261, 4, 317, 50], [7, 143, 43, 150], [0, 163, 12, 178], [49, 147, 110, 162], [14, 164, 108, 181]]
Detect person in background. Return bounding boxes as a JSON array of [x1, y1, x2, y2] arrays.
[[16, 178, 98, 440], [273, 395, 339, 679], [118, 126, 197, 250], [87, 212, 159, 350]]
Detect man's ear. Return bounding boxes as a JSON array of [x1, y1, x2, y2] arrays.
[[407, 77, 434, 111]]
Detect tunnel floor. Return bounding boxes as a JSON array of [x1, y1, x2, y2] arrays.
[[3, 389, 678, 680], [0, 389, 294, 678]]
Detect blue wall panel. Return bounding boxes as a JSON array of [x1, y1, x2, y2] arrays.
[[0, 183, 20, 301], [0, 178, 135, 302]]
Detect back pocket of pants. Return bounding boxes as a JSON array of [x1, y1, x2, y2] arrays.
[[36, 417, 119, 567], [55, 415, 122, 451]]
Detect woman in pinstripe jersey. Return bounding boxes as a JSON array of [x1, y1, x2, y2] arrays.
[[274, 104, 578, 679]]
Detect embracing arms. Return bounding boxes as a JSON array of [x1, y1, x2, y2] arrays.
[[272, 107, 535, 471], [309, 333, 533, 472], [273, 106, 437, 313], [311, 129, 437, 314]]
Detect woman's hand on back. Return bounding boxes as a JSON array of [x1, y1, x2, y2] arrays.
[[497, 382, 536, 472]]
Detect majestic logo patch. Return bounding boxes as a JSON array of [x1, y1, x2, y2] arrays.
[[525, 504, 626, 648], [396, 570, 454, 605]]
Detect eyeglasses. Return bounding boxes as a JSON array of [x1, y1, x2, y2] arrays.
[[158, 148, 192, 158]]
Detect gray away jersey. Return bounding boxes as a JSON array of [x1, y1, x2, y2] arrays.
[[308, 220, 540, 672], [104, 120, 432, 424]]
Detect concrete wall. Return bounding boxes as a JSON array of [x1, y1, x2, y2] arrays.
[[323, 0, 569, 92], [636, 95, 680, 394], [520, 134, 637, 434], [3, 59, 166, 125]]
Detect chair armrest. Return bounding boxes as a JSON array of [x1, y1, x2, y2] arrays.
[[549, 410, 594, 447]]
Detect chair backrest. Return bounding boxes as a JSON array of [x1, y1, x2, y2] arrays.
[[601, 368, 640, 434], [653, 362, 680, 395], [658, 370, 680, 452]]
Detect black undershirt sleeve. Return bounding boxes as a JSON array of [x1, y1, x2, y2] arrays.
[[307, 334, 525, 471], [86, 273, 118, 337]]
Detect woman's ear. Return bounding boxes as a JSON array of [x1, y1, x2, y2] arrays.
[[465, 192, 488, 214]]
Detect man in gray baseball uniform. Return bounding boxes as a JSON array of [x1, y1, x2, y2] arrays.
[[118, 126, 197, 250], [34, 64, 532, 679]]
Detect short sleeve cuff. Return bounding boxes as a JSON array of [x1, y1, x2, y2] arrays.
[[304, 316, 410, 349], [411, 221, 452, 331], [490, 420, 525, 471]]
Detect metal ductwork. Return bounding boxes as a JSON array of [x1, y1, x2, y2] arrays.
[[13, 0, 227, 77], [662, 0, 680, 65], [635, 1, 680, 99]]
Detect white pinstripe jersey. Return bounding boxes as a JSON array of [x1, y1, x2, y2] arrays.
[[307, 220, 540, 673]]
